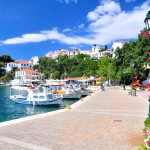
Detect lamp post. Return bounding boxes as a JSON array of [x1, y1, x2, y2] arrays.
[[144, 11, 150, 33], [123, 70, 126, 90], [145, 11, 150, 117], [130, 62, 135, 90], [148, 97, 150, 117]]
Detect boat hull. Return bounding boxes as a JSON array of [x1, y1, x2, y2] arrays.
[[53, 94, 81, 99], [63, 94, 81, 99], [10, 96, 62, 106]]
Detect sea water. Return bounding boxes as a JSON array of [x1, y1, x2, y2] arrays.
[[0, 86, 78, 123]]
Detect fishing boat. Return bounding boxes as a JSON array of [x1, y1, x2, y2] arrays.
[[53, 89, 81, 99], [71, 85, 90, 97], [52, 85, 82, 99], [10, 86, 62, 106]]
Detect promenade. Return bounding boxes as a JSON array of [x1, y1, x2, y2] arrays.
[[0, 86, 149, 150]]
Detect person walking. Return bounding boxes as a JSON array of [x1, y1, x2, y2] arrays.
[[100, 82, 105, 91]]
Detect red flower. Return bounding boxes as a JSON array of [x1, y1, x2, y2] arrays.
[[146, 83, 150, 87], [147, 141, 150, 146], [141, 31, 150, 37]]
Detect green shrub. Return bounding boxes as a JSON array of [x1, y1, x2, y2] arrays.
[[138, 143, 148, 150], [144, 117, 150, 128]]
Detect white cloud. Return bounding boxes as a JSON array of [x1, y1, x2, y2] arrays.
[[125, 0, 136, 3], [87, 0, 150, 44], [1, 0, 150, 46], [87, 1, 121, 21], [62, 28, 71, 32], [57, 0, 78, 4], [2, 33, 47, 44], [69, 46, 80, 49], [1, 29, 93, 45], [78, 23, 85, 29]]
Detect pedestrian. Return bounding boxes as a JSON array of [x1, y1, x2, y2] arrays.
[[100, 83, 105, 91]]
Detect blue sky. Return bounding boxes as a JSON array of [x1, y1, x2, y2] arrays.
[[0, 0, 150, 60]]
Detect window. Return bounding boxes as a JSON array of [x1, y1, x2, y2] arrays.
[[47, 94, 52, 99], [39, 96, 45, 99], [33, 95, 38, 99]]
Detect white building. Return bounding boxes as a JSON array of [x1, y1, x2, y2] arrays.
[[5, 59, 31, 72], [99, 50, 112, 58], [56, 49, 69, 57], [45, 51, 56, 58], [92, 44, 100, 53], [46, 49, 69, 58], [44, 45, 112, 60], [15, 68, 43, 84], [68, 49, 80, 57], [80, 50, 91, 55], [29, 56, 39, 65], [112, 41, 126, 58]]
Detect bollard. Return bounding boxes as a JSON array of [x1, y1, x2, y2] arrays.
[[80, 98, 84, 101], [67, 105, 71, 110]]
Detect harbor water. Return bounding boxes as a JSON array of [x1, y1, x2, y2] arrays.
[[0, 86, 78, 123]]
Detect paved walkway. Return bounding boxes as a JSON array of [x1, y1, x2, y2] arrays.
[[0, 86, 149, 150]]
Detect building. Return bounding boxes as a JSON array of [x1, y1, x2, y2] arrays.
[[68, 49, 80, 57], [80, 50, 91, 55], [5, 59, 31, 72], [29, 56, 39, 65], [15, 68, 44, 84], [92, 44, 100, 53], [44, 44, 112, 60], [99, 50, 112, 58], [112, 41, 126, 58], [56, 49, 69, 57], [45, 51, 56, 58], [46, 49, 69, 58]]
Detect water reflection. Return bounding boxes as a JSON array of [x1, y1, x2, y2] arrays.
[[0, 86, 78, 122]]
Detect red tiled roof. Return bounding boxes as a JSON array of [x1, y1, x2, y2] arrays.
[[65, 77, 87, 81], [16, 69, 43, 76], [16, 69, 35, 73], [8, 62, 15, 64], [16, 59, 30, 64]]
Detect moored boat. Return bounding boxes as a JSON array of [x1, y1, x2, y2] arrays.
[[10, 86, 62, 106], [52, 85, 82, 99]]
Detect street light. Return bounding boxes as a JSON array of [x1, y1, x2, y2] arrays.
[[145, 11, 150, 117], [144, 11, 150, 33], [130, 62, 135, 90], [123, 70, 126, 90]]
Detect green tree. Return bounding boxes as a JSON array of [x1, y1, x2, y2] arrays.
[[113, 29, 150, 84], [0, 55, 14, 65], [97, 57, 112, 82]]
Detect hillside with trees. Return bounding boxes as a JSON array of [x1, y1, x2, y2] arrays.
[[1, 29, 150, 85]]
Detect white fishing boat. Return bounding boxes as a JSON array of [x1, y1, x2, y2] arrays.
[[52, 86, 82, 99], [10, 86, 62, 106], [80, 88, 90, 97], [71, 85, 90, 97]]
